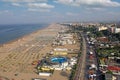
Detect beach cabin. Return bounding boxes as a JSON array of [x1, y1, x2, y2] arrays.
[[32, 78, 47, 80], [37, 66, 54, 76], [39, 72, 52, 76], [54, 51, 68, 55], [53, 48, 68, 51]]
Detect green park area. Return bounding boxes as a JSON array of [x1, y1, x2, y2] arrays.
[[97, 47, 120, 58]]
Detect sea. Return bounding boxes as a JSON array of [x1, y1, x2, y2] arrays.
[[0, 24, 48, 44]]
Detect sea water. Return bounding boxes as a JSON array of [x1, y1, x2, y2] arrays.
[[0, 24, 48, 44]]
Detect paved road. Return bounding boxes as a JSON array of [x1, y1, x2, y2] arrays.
[[84, 34, 100, 80], [79, 33, 87, 80], [73, 32, 87, 80]]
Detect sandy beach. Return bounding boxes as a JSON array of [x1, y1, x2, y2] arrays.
[[0, 23, 79, 80]]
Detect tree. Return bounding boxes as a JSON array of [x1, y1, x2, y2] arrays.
[[95, 31, 103, 37]]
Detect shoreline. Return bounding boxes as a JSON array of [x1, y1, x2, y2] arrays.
[[0, 23, 61, 60], [0, 23, 59, 61], [0, 23, 75, 80], [0, 24, 49, 47]]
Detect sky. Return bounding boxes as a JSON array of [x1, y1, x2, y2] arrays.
[[0, 0, 120, 24]]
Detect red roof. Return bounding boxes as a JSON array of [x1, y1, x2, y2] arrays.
[[108, 66, 120, 71], [97, 37, 109, 42]]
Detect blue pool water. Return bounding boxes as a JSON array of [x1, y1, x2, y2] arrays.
[[51, 57, 67, 63]]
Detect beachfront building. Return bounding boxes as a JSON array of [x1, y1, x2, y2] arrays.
[[53, 51, 68, 56], [37, 56, 77, 76], [52, 48, 68, 56], [52, 33, 76, 46], [36, 26, 79, 77]]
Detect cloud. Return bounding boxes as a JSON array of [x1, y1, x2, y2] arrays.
[[0, 10, 9, 13], [3, 10, 9, 13], [66, 12, 79, 16], [28, 3, 54, 12], [11, 3, 21, 7], [28, 8, 50, 12], [54, 0, 78, 6], [0, 10, 13, 15], [54, 0, 120, 7], [2, 0, 47, 2], [2, 0, 54, 12], [28, 3, 54, 9], [86, 7, 105, 11]]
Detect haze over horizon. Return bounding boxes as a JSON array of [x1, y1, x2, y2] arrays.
[[0, 0, 120, 24]]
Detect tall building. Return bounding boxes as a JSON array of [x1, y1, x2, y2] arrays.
[[108, 27, 115, 33], [97, 26, 108, 31], [115, 27, 120, 33]]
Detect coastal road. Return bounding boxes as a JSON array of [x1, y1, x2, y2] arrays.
[[79, 33, 87, 80], [73, 32, 87, 80], [84, 34, 100, 80]]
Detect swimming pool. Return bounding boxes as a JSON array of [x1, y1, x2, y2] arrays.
[[51, 57, 67, 63]]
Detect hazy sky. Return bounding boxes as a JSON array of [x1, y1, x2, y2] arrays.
[[0, 0, 120, 24]]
